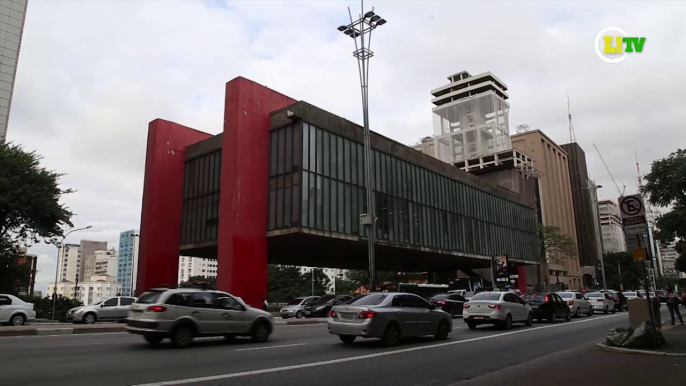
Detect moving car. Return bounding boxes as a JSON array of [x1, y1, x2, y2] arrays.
[[126, 287, 273, 348], [585, 292, 616, 314], [280, 296, 320, 319], [327, 292, 452, 346], [0, 294, 35, 326], [463, 291, 533, 330], [557, 292, 593, 317], [428, 293, 467, 318], [522, 293, 572, 322], [303, 295, 353, 317], [606, 291, 623, 312], [69, 296, 136, 324]]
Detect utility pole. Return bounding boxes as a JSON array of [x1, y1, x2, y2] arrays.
[[311, 268, 315, 296], [618, 262, 622, 287], [337, 1, 387, 293]]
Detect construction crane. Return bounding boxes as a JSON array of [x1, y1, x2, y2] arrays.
[[593, 143, 625, 196], [567, 91, 576, 143]]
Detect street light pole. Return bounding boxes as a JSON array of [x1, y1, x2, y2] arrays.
[[337, 1, 387, 293], [51, 225, 92, 320]]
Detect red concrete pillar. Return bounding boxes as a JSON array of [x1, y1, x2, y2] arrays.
[[217, 77, 296, 307], [516, 265, 527, 292], [137, 119, 211, 295]]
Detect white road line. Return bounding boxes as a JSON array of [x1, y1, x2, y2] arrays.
[[132, 313, 625, 386], [235, 343, 307, 352]]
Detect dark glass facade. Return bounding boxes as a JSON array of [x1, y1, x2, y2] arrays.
[[180, 150, 221, 245], [268, 121, 538, 262]]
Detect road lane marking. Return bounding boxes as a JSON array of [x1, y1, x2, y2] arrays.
[[235, 343, 307, 352], [132, 313, 625, 386]]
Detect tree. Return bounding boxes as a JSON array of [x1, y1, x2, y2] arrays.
[[303, 268, 331, 296], [339, 270, 427, 292], [643, 149, 686, 272], [602, 252, 644, 290], [538, 225, 577, 265], [0, 143, 73, 293], [186, 275, 216, 289], [267, 265, 306, 303]]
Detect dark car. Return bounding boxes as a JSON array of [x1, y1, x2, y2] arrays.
[[606, 291, 623, 311], [428, 293, 466, 318], [522, 293, 571, 322], [303, 295, 353, 317]]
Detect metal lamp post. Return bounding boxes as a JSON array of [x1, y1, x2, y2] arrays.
[[337, 1, 387, 293], [51, 225, 92, 320]]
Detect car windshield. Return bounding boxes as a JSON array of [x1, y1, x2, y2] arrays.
[[471, 293, 501, 301], [522, 294, 546, 302], [585, 293, 603, 298], [430, 294, 450, 301], [302, 297, 319, 305], [346, 294, 367, 304], [464, 292, 475, 298], [287, 298, 305, 305], [349, 294, 387, 306], [557, 293, 573, 299], [136, 291, 163, 304]]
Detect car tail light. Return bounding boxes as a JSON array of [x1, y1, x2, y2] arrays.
[[488, 304, 501, 309], [463, 304, 470, 309], [328, 310, 337, 318], [597, 299, 604, 302], [438, 301, 447, 306], [568, 300, 574, 305], [544, 296, 549, 302], [146, 305, 166, 312], [359, 310, 376, 319]]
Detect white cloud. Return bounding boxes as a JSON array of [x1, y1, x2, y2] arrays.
[[5, 1, 685, 293]]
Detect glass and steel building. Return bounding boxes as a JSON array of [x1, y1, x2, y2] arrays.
[[0, 0, 27, 143], [117, 230, 139, 296]]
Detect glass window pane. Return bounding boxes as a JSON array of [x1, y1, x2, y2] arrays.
[[285, 125, 293, 173], [269, 185, 276, 230], [344, 139, 351, 183], [338, 180, 345, 232], [302, 123, 309, 170], [345, 184, 352, 233], [323, 178, 330, 231], [310, 124, 317, 173], [293, 123, 301, 170], [292, 183, 300, 225], [278, 128, 285, 175], [337, 136, 344, 181], [276, 188, 284, 228], [330, 133, 338, 179], [331, 179, 337, 232], [316, 175, 323, 229], [301, 172, 309, 227], [316, 128, 323, 175], [351, 142, 357, 185], [284, 185, 292, 228], [309, 170, 316, 227], [323, 131, 330, 176]]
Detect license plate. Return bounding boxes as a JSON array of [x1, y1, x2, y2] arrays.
[[341, 313, 354, 320], [473, 316, 484, 320]]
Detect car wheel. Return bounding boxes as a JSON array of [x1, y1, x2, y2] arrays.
[[587, 306, 593, 316], [339, 335, 356, 344], [467, 322, 477, 330], [251, 322, 271, 343], [223, 334, 237, 342], [295, 311, 303, 319], [449, 309, 455, 319], [83, 313, 97, 325], [575, 307, 581, 318], [381, 323, 401, 346], [170, 326, 194, 348], [604, 306, 609, 314], [565, 310, 571, 321], [525, 312, 533, 326], [10, 314, 26, 326], [500, 314, 513, 330], [612, 307, 616, 314], [434, 321, 450, 340], [144, 335, 164, 345], [548, 311, 557, 323]]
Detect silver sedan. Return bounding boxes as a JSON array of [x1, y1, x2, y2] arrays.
[[327, 292, 453, 346]]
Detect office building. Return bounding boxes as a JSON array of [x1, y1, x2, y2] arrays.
[[117, 230, 140, 296], [78, 240, 107, 281], [83, 249, 117, 281], [178, 256, 218, 284], [57, 243, 80, 283], [598, 200, 626, 253], [0, 0, 28, 143], [512, 130, 583, 290]]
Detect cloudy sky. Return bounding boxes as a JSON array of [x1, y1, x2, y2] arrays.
[[6, 1, 685, 294]]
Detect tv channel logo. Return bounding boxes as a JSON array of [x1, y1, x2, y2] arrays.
[[594, 26, 646, 64]]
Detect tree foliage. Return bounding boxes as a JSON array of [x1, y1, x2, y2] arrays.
[[0, 143, 74, 293], [337, 270, 427, 292], [538, 225, 577, 265], [643, 148, 686, 272], [266, 265, 332, 303], [602, 252, 644, 290]]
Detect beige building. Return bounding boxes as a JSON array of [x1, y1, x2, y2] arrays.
[[83, 249, 117, 281], [78, 240, 107, 281], [0, 0, 27, 143], [512, 130, 582, 290]]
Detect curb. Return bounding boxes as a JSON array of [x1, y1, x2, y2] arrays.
[[0, 329, 37, 337], [274, 319, 327, 326], [596, 342, 686, 357], [0, 326, 127, 337]]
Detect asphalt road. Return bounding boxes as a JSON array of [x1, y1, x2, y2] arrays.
[[0, 311, 664, 386]]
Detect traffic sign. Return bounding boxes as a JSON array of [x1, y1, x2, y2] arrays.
[[619, 195, 648, 235]]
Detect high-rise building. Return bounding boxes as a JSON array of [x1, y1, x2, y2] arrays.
[[83, 249, 117, 282], [78, 240, 107, 281], [178, 256, 218, 284], [431, 71, 511, 164], [512, 130, 583, 290], [0, 0, 28, 143], [117, 230, 140, 296], [598, 200, 626, 253], [57, 243, 80, 282], [560, 143, 600, 282]]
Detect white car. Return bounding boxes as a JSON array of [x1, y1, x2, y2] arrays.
[[585, 292, 615, 314], [557, 292, 593, 317], [463, 291, 533, 330], [0, 294, 36, 326]]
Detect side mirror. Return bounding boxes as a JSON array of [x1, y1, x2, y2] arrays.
[[100, 303, 106, 308]]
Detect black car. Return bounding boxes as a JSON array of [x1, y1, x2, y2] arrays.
[[303, 295, 353, 317], [606, 291, 623, 311], [428, 293, 467, 318], [522, 293, 571, 322]]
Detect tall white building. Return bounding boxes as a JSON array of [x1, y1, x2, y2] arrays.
[[83, 249, 117, 281], [47, 277, 122, 305], [0, 0, 28, 143], [57, 243, 80, 283], [598, 200, 626, 253], [117, 230, 140, 296], [178, 256, 218, 283]]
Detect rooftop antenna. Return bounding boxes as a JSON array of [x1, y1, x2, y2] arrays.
[[567, 91, 576, 143], [515, 124, 530, 134]]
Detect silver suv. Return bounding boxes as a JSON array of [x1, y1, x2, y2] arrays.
[[69, 296, 136, 324], [126, 287, 273, 348]]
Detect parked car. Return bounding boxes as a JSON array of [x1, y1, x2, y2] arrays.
[[428, 293, 467, 318], [0, 294, 36, 326], [585, 292, 616, 314], [280, 296, 320, 319], [463, 291, 533, 330], [327, 292, 452, 346], [557, 292, 593, 317], [126, 287, 273, 348], [522, 293, 572, 322], [303, 295, 352, 317], [655, 290, 667, 303], [68, 296, 136, 324], [463, 292, 476, 301], [447, 290, 467, 296], [623, 291, 640, 299], [606, 291, 623, 311]]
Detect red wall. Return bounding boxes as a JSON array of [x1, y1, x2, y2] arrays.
[[137, 119, 211, 295], [217, 77, 296, 307]]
